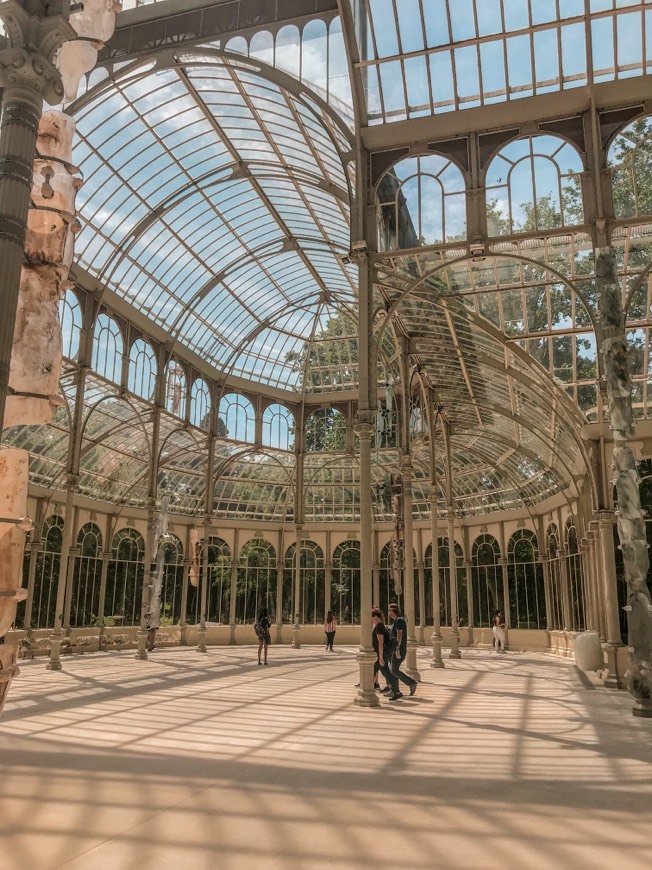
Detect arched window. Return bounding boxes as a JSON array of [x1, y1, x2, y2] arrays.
[[425, 538, 465, 627], [165, 359, 187, 418], [565, 519, 585, 632], [236, 539, 276, 624], [70, 522, 103, 627], [471, 534, 502, 628], [328, 16, 352, 106], [107, 528, 145, 627], [249, 30, 274, 64], [160, 535, 184, 625], [186, 537, 231, 625], [128, 338, 157, 400], [608, 116, 652, 219], [283, 541, 324, 625], [275, 25, 300, 79], [486, 135, 583, 234], [377, 154, 466, 250], [302, 19, 328, 94], [60, 290, 82, 360], [306, 408, 347, 451], [92, 313, 123, 383], [546, 523, 564, 631], [190, 378, 211, 431], [225, 36, 248, 55], [30, 515, 64, 629], [262, 404, 295, 451], [331, 540, 360, 624], [507, 529, 546, 629], [219, 393, 255, 443]]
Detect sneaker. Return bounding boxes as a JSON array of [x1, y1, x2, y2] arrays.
[[409, 682, 417, 696], [264, 661, 268, 665], [373, 684, 381, 690], [380, 686, 392, 694], [388, 692, 403, 701]]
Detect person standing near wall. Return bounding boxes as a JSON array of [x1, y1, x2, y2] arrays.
[[324, 609, 337, 650], [492, 609, 506, 653]]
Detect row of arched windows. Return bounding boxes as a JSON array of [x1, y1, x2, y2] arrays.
[[377, 118, 652, 249], [18, 521, 585, 634], [62, 296, 352, 450]]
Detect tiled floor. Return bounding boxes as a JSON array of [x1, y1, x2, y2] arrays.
[[1, 646, 652, 869]]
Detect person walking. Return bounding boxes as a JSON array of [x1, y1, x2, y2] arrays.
[[492, 609, 506, 653], [387, 603, 418, 696], [255, 606, 272, 665], [371, 607, 401, 701], [324, 609, 337, 650]]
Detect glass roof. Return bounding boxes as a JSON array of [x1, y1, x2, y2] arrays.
[[350, 0, 652, 123], [71, 49, 357, 392]]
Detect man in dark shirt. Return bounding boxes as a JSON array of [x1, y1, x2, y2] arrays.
[[371, 607, 401, 700], [388, 603, 417, 696]]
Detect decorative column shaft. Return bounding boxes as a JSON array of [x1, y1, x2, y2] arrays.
[[0, 4, 73, 429], [598, 511, 624, 688], [197, 520, 209, 653], [355, 418, 379, 706], [47, 476, 76, 670], [598, 248, 652, 716], [429, 496, 444, 668], [401, 461, 420, 681], [291, 528, 302, 648], [558, 547, 572, 632], [464, 559, 474, 645]]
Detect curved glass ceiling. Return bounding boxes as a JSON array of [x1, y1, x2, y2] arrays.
[[71, 50, 357, 391]]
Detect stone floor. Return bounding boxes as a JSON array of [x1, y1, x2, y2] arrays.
[[1, 646, 652, 870]]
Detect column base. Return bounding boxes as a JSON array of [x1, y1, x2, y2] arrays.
[[449, 629, 462, 659], [47, 632, 63, 671], [135, 628, 148, 660], [602, 642, 621, 689], [196, 626, 207, 653], [354, 648, 380, 708], [229, 624, 237, 645], [430, 633, 445, 668], [291, 624, 301, 649], [404, 639, 421, 682]]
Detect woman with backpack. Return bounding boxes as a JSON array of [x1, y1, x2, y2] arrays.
[[324, 609, 337, 651], [255, 606, 272, 665]]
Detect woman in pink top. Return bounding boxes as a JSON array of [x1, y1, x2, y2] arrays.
[[324, 610, 337, 651]]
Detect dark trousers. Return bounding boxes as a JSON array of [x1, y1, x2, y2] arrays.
[[325, 631, 335, 649], [390, 653, 416, 688], [376, 658, 399, 694]]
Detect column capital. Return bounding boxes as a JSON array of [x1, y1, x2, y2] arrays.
[[597, 510, 616, 527], [354, 419, 374, 440], [0, 4, 76, 104]]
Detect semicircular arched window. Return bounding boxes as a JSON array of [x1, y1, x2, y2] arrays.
[[306, 407, 347, 452], [190, 378, 211, 431], [70, 522, 103, 627], [377, 153, 467, 250], [60, 290, 82, 361], [128, 338, 157, 401], [471, 534, 502, 628], [164, 359, 187, 419], [218, 393, 255, 443], [92, 312, 123, 384], [486, 135, 583, 235], [608, 116, 652, 219], [507, 528, 546, 629], [262, 403, 295, 451]]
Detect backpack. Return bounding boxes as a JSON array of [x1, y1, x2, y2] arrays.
[[254, 622, 266, 640]]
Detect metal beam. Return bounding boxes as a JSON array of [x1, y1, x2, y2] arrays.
[[362, 76, 652, 154], [102, 0, 339, 64]]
